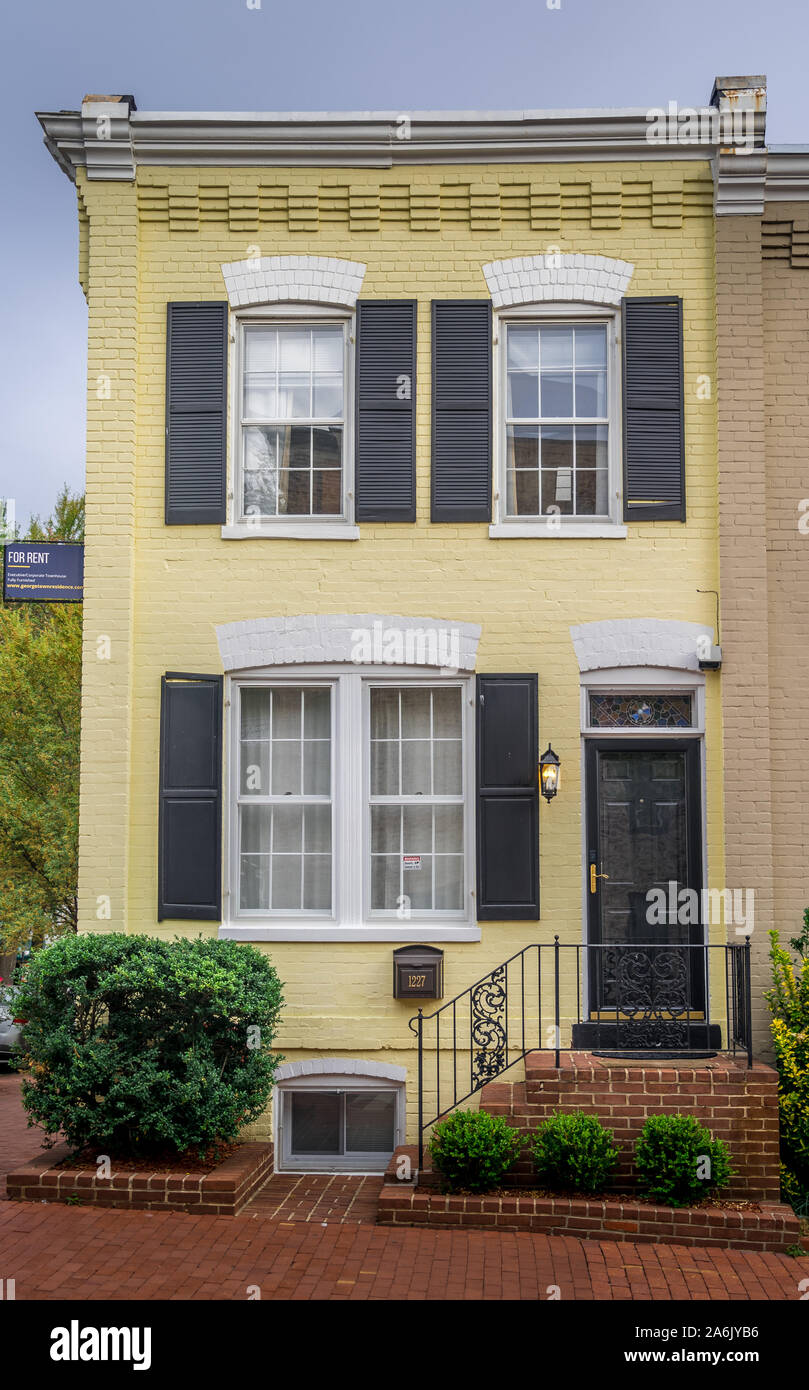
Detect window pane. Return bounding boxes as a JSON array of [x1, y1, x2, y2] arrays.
[[290, 1092, 341, 1154], [432, 688, 462, 738], [400, 688, 431, 738], [313, 327, 343, 372], [576, 425, 608, 469], [507, 424, 539, 469], [272, 689, 301, 739], [243, 329, 277, 417], [370, 688, 399, 739], [371, 806, 400, 853], [279, 467, 310, 516], [241, 688, 272, 738], [271, 740, 301, 795], [434, 739, 462, 795], [541, 470, 574, 516], [372, 854, 400, 908], [540, 371, 574, 417], [507, 326, 538, 369], [273, 805, 303, 852], [575, 324, 607, 367], [406, 855, 433, 909], [403, 804, 433, 854], [303, 855, 331, 911], [313, 375, 343, 418], [271, 854, 301, 910], [575, 370, 607, 417], [279, 329, 310, 372], [541, 425, 574, 469], [312, 471, 342, 516], [510, 470, 539, 515], [241, 803, 271, 854], [312, 426, 342, 468], [304, 803, 332, 853], [303, 738, 330, 795], [304, 688, 330, 738], [277, 373, 310, 419], [345, 1092, 396, 1153], [240, 854, 269, 911], [435, 855, 464, 910], [540, 325, 574, 368], [507, 371, 538, 417], [240, 740, 269, 795], [575, 470, 609, 515], [402, 740, 431, 795], [434, 804, 463, 852]]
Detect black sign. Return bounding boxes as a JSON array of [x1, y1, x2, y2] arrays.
[[3, 543, 84, 603]]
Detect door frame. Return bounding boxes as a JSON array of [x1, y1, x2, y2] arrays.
[[583, 736, 705, 1018]]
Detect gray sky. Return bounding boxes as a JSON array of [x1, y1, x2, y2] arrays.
[[2, 0, 807, 528]]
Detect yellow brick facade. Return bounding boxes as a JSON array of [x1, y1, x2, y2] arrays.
[[75, 159, 725, 1144]]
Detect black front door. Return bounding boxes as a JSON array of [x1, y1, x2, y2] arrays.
[[585, 740, 705, 1048]]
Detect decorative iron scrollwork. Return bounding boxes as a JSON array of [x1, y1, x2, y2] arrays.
[[612, 948, 690, 1049], [471, 966, 507, 1087]]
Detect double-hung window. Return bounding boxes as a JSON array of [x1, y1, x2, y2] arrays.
[[239, 320, 348, 523], [228, 670, 475, 940], [492, 311, 624, 535]]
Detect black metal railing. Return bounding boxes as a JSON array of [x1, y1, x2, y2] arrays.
[[408, 938, 753, 1169]]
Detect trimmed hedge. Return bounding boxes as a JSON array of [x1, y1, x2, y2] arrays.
[[14, 934, 283, 1158]]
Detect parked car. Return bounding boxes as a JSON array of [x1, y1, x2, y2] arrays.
[[0, 986, 22, 1065]]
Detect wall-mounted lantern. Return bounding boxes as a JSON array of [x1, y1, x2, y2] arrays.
[[539, 745, 561, 801]]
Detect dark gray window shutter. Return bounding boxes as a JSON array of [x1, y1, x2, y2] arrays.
[[622, 296, 685, 522], [431, 300, 492, 522], [476, 674, 539, 921], [355, 300, 417, 521], [158, 673, 223, 921], [165, 302, 228, 525]]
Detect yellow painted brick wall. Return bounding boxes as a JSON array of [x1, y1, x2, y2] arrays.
[[77, 161, 724, 1141]]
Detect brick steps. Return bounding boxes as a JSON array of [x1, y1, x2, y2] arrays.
[[378, 1050, 797, 1250]]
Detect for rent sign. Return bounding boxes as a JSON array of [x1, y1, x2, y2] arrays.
[[3, 543, 84, 602]]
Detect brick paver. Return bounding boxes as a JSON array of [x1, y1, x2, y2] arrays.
[[2, 1073, 807, 1300], [239, 1171, 380, 1223]]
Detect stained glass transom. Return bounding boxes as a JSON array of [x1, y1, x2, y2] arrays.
[[588, 693, 694, 729]]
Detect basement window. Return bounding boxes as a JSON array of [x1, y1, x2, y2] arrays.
[[277, 1079, 403, 1172]]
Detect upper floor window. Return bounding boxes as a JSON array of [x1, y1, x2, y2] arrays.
[[504, 320, 609, 519], [238, 317, 350, 526]]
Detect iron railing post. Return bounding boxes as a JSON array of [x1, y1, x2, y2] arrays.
[[553, 934, 561, 1066], [417, 1008, 424, 1172], [744, 937, 753, 1067]]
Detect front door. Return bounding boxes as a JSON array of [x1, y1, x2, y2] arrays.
[[585, 740, 705, 1049]]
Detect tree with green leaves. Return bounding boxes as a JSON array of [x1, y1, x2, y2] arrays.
[[0, 485, 84, 982]]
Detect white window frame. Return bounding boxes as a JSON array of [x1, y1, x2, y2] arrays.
[[222, 665, 479, 942], [490, 302, 627, 540], [222, 303, 359, 541], [274, 1072, 405, 1174]]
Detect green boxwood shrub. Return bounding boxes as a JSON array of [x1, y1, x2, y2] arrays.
[[635, 1114, 733, 1207], [429, 1109, 523, 1192], [531, 1111, 619, 1193], [13, 934, 284, 1159], [765, 915, 809, 1210]]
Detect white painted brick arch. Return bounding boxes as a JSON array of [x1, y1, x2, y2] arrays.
[[221, 255, 366, 308], [483, 253, 634, 308], [275, 1058, 406, 1083], [216, 613, 481, 672], [570, 619, 710, 673]]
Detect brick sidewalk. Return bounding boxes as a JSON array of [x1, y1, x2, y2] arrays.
[[2, 1072, 807, 1300]]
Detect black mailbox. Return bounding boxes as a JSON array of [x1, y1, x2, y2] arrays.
[[393, 945, 444, 999]]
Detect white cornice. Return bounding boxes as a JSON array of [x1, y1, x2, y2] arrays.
[[36, 105, 721, 182], [765, 148, 809, 203]]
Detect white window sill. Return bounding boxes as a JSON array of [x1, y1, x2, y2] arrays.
[[219, 922, 481, 943], [489, 521, 627, 539], [222, 523, 360, 541]]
